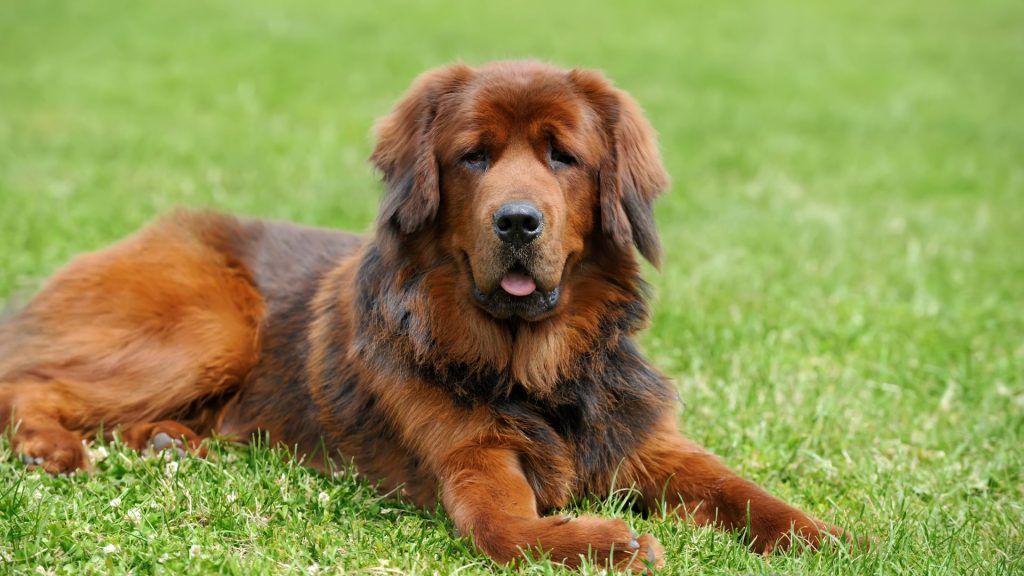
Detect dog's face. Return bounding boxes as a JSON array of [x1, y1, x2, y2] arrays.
[[371, 61, 669, 322]]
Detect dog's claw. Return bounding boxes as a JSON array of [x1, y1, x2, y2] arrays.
[[646, 544, 656, 564], [628, 537, 640, 550], [175, 448, 187, 458], [34, 456, 44, 465], [21, 454, 33, 466], [556, 515, 572, 525]]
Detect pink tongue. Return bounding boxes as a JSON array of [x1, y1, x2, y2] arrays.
[[500, 272, 536, 296]]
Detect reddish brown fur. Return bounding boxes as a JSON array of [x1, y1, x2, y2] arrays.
[[0, 61, 847, 570]]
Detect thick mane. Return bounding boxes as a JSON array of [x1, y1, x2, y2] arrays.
[[351, 228, 676, 503], [355, 228, 663, 405]]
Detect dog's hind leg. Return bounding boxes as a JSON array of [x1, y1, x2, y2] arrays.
[[0, 211, 266, 473], [2, 381, 92, 473], [1, 379, 222, 471]]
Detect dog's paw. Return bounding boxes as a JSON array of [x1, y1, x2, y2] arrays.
[[752, 512, 851, 554], [146, 432, 190, 458], [117, 421, 207, 458], [16, 429, 90, 474], [513, 515, 664, 572], [628, 533, 665, 573]]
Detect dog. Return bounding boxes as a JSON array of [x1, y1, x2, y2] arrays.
[[0, 60, 845, 571]]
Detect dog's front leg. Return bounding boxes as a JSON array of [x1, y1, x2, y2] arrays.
[[631, 418, 847, 553], [440, 443, 663, 571]]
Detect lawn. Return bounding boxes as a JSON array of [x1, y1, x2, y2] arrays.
[[1, 0, 1022, 574]]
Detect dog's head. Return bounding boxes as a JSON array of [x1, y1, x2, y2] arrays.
[[371, 61, 668, 322]]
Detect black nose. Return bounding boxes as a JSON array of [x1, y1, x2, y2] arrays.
[[493, 201, 544, 245]]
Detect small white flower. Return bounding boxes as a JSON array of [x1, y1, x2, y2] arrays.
[[317, 491, 330, 505], [379, 559, 389, 567], [126, 508, 142, 523], [158, 553, 169, 563], [189, 544, 201, 559], [32, 489, 43, 500], [226, 492, 237, 504], [109, 497, 122, 508], [102, 544, 117, 554], [307, 563, 320, 575], [165, 461, 179, 477], [90, 445, 109, 462]]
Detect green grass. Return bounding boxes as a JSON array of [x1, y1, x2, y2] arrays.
[[1, 0, 1022, 573]]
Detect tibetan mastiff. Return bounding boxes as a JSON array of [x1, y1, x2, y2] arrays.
[[0, 61, 845, 571]]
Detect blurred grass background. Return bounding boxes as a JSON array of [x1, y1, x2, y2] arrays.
[[1, 0, 1022, 574]]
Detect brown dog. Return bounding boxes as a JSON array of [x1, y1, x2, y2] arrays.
[[0, 61, 844, 571]]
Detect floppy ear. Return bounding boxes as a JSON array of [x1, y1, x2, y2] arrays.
[[570, 69, 670, 268], [370, 64, 473, 234]]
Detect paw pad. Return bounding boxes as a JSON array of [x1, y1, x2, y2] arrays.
[[20, 454, 45, 466], [147, 433, 187, 458]]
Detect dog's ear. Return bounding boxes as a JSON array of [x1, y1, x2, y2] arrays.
[[371, 63, 473, 234], [570, 69, 669, 268]]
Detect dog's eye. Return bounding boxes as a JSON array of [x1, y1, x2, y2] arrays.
[[547, 143, 577, 171], [461, 150, 489, 171]]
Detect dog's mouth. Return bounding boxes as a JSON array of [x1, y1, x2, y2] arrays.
[[465, 255, 561, 321]]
